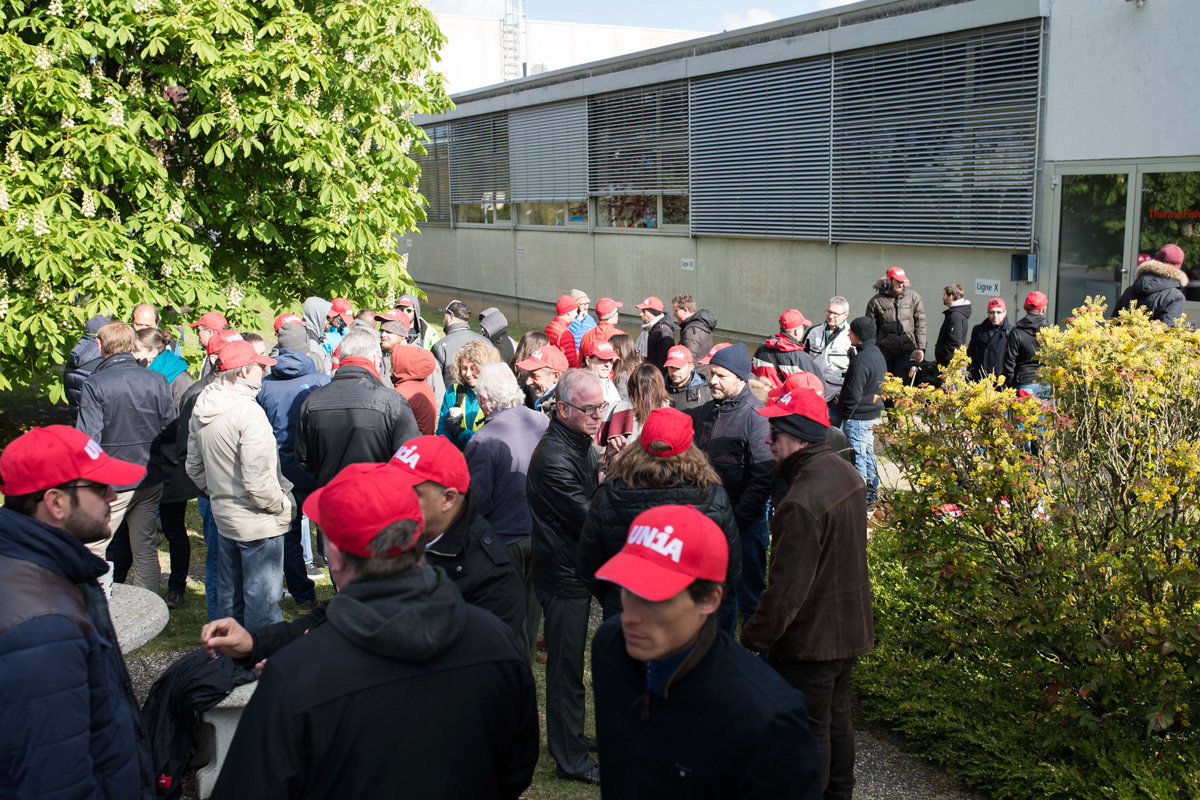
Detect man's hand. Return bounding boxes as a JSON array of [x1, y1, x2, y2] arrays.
[[201, 617, 254, 660]]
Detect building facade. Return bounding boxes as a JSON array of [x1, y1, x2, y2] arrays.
[[405, 0, 1200, 340]]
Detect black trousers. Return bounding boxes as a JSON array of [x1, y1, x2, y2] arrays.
[[506, 536, 541, 665], [770, 657, 858, 800], [535, 589, 596, 778], [882, 349, 916, 382], [107, 500, 190, 593]]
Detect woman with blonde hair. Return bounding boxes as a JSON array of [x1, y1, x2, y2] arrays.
[[436, 339, 502, 449], [577, 407, 741, 619]]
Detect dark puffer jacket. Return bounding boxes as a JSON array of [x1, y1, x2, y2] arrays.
[[576, 479, 742, 619], [689, 385, 774, 531], [934, 301, 973, 367], [678, 309, 718, 363], [295, 364, 420, 487], [480, 308, 516, 364], [527, 415, 598, 597], [740, 442, 873, 661], [76, 352, 177, 490], [644, 316, 677, 370], [257, 349, 331, 492], [0, 507, 154, 800], [65, 334, 102, 413], [1113, 259, 1188, 327], [966, 318, 1011, 381], [592, 617, 822, 800], [866, 282, 927, 355], [1003, 313, 1048, 388]]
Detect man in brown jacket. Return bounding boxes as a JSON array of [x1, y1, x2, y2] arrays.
[[741, 382, 873, 800], [864, 266, 926, 380]]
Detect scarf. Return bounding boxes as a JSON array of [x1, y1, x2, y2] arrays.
[[339, 355, 381, 382], [149, 348, 190, 385]]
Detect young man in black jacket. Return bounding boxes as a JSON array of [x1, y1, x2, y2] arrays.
[[206, 461, 539, 800], [839, 318, 886, 505], [527, 369, 606, 785], [390, 434, 525, 639], [1004, 291, 1050, 393], [591, 504, 822, 800], [933, 284, 972, 370], [966, 298, 1011, 381]]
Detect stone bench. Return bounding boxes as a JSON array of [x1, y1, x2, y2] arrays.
[[195, 682, 258, 799], [109, 583, 169, 655]]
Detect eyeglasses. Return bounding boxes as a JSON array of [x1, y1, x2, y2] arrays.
[[559, 399, 610, 417], [58, 481, 110, 496], [825, 310, 846, 317]]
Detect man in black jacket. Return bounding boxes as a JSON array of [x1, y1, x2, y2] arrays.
[[934, 284, 972, 370], [76, 321, 176, 588], [64, 313, 109, 419], [966, 298, 1011, 381], [635, 296, 676, 369], [527, 369, 605, 785], [672, 294, 718, 363], [664, 345, 712, 413], [689, 343, 774, 635], [296, 327, 420, 488], [207, 461, 539, 800], [390, 434, 525, 638], [431, 299, 488, 388], [839, 318, 886, 505], [1004, 292, 1050, 393], [590, 504, 821, 800]]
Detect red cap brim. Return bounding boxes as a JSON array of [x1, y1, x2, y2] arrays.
[[594, 551, 695, 602], [80, 452, 147, 488], [756, 404, 794, 418], [302, 486, 327, 527], [515, 357, 547, 372], [663, 356, 690, 369]]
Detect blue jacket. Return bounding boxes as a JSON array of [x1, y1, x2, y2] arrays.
[[257, 349, 331, 492], [436, 383, 485, 450], [569, 313, 597, 349], [463, 404, 550, 545], [0, 507, 154, 799]]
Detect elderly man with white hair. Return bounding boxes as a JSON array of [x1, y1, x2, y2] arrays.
[[464, 362, 550, 662]]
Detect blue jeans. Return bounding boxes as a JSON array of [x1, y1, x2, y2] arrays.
[[735, 512, 770, 621], [217, 535, 285, 630], [843, 418, 880, 503], [284, 488, 316, 605], [197, 497, 222, 621]]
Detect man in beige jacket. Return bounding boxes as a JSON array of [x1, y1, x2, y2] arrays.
[[187, 341, 295, 629]]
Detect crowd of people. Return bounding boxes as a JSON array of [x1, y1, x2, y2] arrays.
[[0, 246, 1190, 799]]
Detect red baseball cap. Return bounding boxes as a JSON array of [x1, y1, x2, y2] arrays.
[[886, 266, 908, 282], [328, 298, 354, 324], [1024, 291, 1048, 311], [635, 296, 664, 312], [639, 408, 693, 457], [396, 297, 416, 309], [758, 378, 830, 426], [273, 313, 302, 333], [515, 345, 569, 373], [698, 342, 731, 365], [779, 309, 810, 329], [555, 295, 576, 315], [663, 345, 693, 369], [374, 308, 412, 331], [1137, 253, 1152, 265], [595, 298, 623, 318], [303, 462, 424, 558], [767, 371, 826, 401], [390, 435, 470, 493], [595, 505, 728, 601], [218, 340, 276, 370], [987, 297, 1006, 311], [206, 329, 243, 355], [582, 339, 619, 361], [0, 425, 146, 496], [190, 311, 228, 329]]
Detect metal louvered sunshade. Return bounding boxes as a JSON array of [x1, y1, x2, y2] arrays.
[[690, 58, 833, 239], [412, 124, 451, 224], [449, 113, 510, 204], [589, 81, 689, 195], [509, 100, 588, 203], [831, 20, 1042, 248]]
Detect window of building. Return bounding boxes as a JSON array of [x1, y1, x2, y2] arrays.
[[518, 201, 588, 227], [595, 195, 688, 230]]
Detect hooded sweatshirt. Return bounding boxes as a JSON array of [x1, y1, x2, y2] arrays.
[[258, 349, 332, 491], [391, 345, 438, 435], [211, 565, 539, 800], [934, 298, 973, 367], [186, 381, 293, 542], [479, 307, 516, 364], [398, 294, 443, 350]]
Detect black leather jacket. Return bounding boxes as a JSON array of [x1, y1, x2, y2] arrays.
[[577, 479, 742, 618], [527, 416, 598, 597], [295, 365, 420, 487]]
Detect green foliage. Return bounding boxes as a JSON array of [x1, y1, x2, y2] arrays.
[[865, 300, 1200, 796], [0, 0, 451, 400]]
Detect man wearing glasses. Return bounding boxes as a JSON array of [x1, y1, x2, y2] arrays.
[[0, 426, 155, 799], [804, 297, 854, 427], [526, 369, 608, 786]]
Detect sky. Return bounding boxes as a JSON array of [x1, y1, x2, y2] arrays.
[[428, 0, 860, 34]]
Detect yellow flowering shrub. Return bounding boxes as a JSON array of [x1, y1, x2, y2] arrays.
[[881, 300, 1200, 734]]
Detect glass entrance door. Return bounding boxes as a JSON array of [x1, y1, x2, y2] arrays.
[[1055, 173, 1129, 322]]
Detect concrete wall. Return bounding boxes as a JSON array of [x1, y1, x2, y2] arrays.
[[1044, 0, 1200, 162], [401, 227, 1030, 343]]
